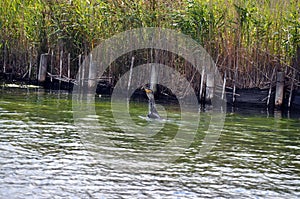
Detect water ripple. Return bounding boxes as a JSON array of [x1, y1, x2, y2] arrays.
[[0, 92, 300, 198]]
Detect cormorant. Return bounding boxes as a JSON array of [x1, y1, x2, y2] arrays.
[[144, 88, 161, 119]]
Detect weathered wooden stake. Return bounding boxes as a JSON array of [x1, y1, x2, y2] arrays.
[[67, 53, 71, 79], [3, 43, 6, 73], [88, 53, 97, 92], [67, 53, 71, 90], [81, 55, 85, 88], [38, 54, 47, 82], [221, 71, 226, 100], [78, 54, 81, 87], [233, 67, 237, 103], [205, 72, 215, 103], [149, 48, 158, 93], [267, 68, 276, 107], [28, 55, 32, 81], [288, 70, 295, 108], [59, 50, 63, 78], [150, 63, 158, 93], [127, 56, 135, 96], [275, 71, 284, 107], [77, 54, 83, 97], [49, 50, 54, 84], [59, 50, 63, 89], [199, 68, 205, 102]]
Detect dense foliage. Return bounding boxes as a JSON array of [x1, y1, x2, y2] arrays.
[[0, 0, 299, 88]]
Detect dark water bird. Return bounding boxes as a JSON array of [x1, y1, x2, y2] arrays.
[[144, 87, 161, 119]]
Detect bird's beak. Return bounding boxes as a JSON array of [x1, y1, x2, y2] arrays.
[[145, 88, 152, 94]]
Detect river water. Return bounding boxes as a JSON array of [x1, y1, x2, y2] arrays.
[[0, 88, 299, 198]]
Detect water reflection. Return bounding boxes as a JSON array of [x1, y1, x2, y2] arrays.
[[0, 89, 299, 198]]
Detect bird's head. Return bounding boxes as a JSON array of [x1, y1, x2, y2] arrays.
[[141, 86, 153, 94], [144, 88, 153, 94]]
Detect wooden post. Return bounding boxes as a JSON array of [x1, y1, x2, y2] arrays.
[[233, 67, 237, 103], [78, 54, 81, 86], [81, 55, 85, 88], [88, 53, 97, 92], [149, 48, 158, 93], [150, 63, 158, 93], [3, 42, 6, 73], [205, 72, 215, 104], [199, 68, 205, 103], [221, 71, 226, 100], [275, 71, 284, 107], [28, 55, 32, 81], [67, 53, 71, 79], [288, 70, 296, 108], [127, 56, 134, 97], [267, 68, 276, 107], [38, 54, 47, 82], [77, 54, 82, 96], [59, 50, 63, 78], [59, 50, 63, 89], [67, 53, 71, 91], [50, 50, 54, 85]]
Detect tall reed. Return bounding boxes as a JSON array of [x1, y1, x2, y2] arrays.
[[0, 0, 298, 88]]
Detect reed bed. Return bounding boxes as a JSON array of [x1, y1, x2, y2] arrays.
[[0, 0, 299, 89]]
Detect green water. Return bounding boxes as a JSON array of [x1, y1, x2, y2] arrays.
[[0, 88, 299, 198]]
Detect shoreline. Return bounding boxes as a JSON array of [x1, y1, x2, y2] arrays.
[[1, 73, 300, 111]]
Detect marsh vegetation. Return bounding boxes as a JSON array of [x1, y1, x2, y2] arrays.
[[0, 0, 299, 89]]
